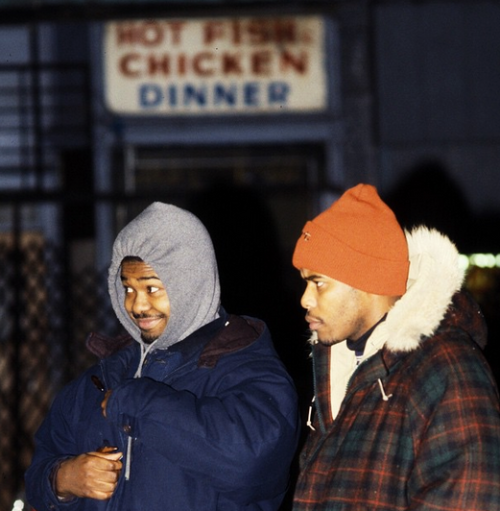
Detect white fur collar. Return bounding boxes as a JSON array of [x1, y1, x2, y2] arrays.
[[320, 226, 465, 421], [366, 226, 465, 355]]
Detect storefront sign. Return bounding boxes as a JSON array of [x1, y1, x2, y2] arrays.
[[103, 16, 327, 115]]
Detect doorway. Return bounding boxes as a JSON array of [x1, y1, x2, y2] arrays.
[[111, 142, 325, 379]]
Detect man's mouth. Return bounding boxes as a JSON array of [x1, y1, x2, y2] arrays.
[[305, 315, 323, 331], [133, 315, 165, 331]]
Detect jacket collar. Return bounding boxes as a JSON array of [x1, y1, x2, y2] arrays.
[[310, 226, 471, 427], [365, 226, 466, 356]]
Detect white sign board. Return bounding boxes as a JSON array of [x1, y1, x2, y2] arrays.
[[103, 16, 327, 115]]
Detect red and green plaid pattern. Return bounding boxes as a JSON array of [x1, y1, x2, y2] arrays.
[[293, 292, 500, 510]]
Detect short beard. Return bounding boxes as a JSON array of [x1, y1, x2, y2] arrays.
[[133, 312, 165, 345], [317, 337, 344, 347], [141, 332, 159, 345]]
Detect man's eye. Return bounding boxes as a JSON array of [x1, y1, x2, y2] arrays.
[[149, 286, 160, 293], [124, 286, 133, 293], [316, 281, 325, 288]]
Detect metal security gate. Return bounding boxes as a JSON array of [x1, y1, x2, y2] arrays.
[[0, 216, 124, 510], [0, 24, 115, 505], [0, 225, 120, 509], [0, 15, 323, 511]]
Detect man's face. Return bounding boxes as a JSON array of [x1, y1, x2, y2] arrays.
[[121, 259, 170, 344], [299, 268, 374, 346]]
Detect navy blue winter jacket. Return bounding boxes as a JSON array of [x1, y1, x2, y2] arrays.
[[25, 311, 300, 511]]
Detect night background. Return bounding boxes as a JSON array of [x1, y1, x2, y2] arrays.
[[0, 1, 499, 509]]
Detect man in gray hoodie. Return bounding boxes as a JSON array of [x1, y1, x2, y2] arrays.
[[26, 202, 300, 511]]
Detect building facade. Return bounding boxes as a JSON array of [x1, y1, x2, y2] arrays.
[[0, 1, 499, 509]]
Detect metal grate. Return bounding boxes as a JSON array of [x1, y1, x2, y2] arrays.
[[0, 63, 90, 191], [0, 234, 120, 510]]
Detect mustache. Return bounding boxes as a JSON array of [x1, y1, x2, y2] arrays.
[[132, 312, 166, 320]]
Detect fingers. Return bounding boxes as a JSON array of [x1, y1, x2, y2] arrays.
[[92, 450, 124, 462], [96, 445, 120, 454], [56, 451, 123, 501], [101, 389, 113, 418]]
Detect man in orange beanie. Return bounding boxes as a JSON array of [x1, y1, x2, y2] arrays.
[[291, 183, 500, 511]]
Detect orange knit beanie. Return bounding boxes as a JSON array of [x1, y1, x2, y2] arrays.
[[292, 184, 409, 295]]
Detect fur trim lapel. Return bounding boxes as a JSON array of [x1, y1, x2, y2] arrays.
[[366, 227, 465, 354]]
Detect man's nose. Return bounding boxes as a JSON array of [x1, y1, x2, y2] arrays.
[[300, 286, 316, 310], [132, 292, 150, 315]]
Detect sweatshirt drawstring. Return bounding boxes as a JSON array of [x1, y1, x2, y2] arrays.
[[134, 343, 153, 378], [124, 437, 133, 480], [377, 378, 393, 401], [125, 342, 155, 480]]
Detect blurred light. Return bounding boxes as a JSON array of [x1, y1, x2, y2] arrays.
[[464, 254, 500, 269], [12, 500, 24, 511], [458, 254, 470, 270]]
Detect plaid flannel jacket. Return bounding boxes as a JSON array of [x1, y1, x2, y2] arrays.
[[293, 291, 500, 510]]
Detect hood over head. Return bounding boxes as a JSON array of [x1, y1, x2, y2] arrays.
[[108, 202, 221, 350]]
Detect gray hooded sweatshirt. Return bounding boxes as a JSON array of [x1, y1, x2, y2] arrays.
[[107, 202, 223, 479], [108, 202, 221, 354]]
